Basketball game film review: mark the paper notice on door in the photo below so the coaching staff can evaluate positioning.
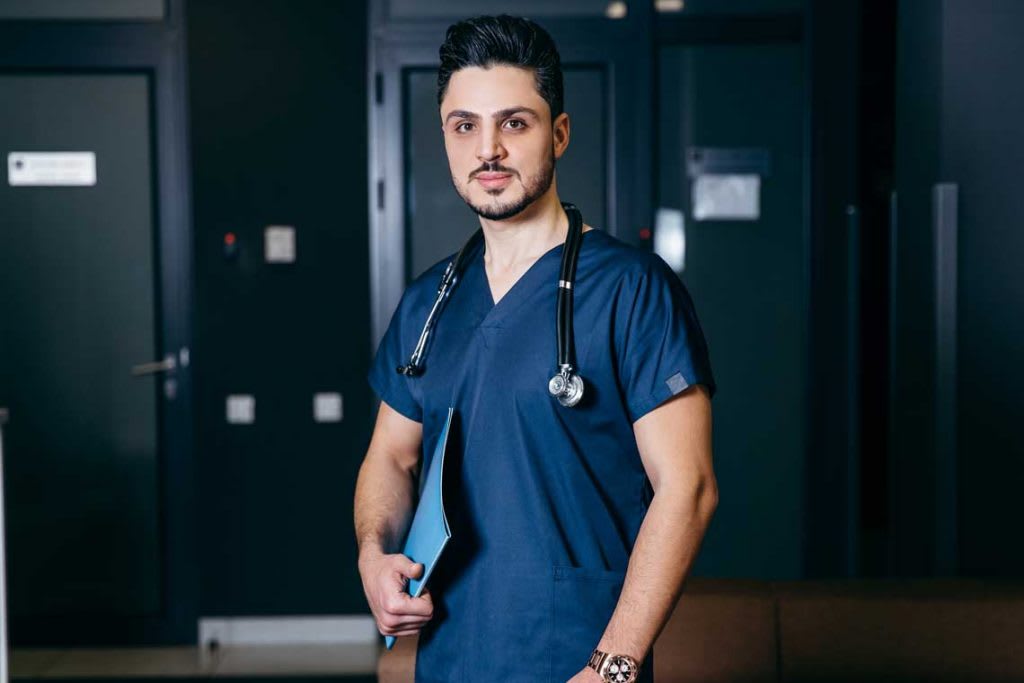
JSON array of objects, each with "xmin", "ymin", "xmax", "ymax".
[
  {"xmin": 692, "ymin": 173, "xmax": 760, "ymax": 221},
  {"xmin": 7, "ymin": 152, "xmax": 97, "ymax": 186}
]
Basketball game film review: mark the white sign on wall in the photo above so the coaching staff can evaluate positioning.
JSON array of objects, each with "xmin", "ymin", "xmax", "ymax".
[
  {"xmin": 7, "ymin": 152, "xmax": 97, "ymax": 186},
  {"xmin": 692, "ymin": 174, "xmax": 761, "ymax": 221}
]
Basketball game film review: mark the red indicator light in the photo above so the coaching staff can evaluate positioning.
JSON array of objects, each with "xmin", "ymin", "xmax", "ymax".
[
  {"xmin": 224, "ymin": 232, "xmax": 236, "ymax": 245},
  {"xmin": 639, "ymin": 228, "xmax": 651, "ymax": 240}
]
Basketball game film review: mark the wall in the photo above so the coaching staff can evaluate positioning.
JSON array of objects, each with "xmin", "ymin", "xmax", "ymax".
[
  {"xmin": 892, "ymin": 0, "xmax": 1024, "ymax": 577},
  {"xmin": 187, "ymin": 0, "xmax": 373, "ymax": 615}
]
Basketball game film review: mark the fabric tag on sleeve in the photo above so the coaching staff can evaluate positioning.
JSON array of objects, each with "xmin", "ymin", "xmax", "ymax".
[{"xmin": 666, "ymin": 372, "xmax": 689, "ymax": 394}]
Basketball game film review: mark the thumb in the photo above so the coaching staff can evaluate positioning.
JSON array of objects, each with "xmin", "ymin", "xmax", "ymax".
[{"xmin": 406, "ymin": 561, "xmax": 424, "ymax": 579}]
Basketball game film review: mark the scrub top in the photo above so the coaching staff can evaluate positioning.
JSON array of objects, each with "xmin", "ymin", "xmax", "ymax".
[{"xmin": 368, "ymin": 227, "xmax": 716, "ymax": 683}]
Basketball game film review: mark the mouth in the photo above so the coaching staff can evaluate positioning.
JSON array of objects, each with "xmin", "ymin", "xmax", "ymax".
[{"xmin": 475, "ymin": 172, "xmax": 514, "ymax": 190}]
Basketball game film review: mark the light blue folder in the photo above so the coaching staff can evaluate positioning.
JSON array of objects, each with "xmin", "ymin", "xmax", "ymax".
[{"xmin": 384, "ymin": 406, "xmax": 454, "ymax": 650}]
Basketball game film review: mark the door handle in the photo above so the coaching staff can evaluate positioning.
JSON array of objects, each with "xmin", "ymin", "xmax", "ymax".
[
  {"xmin": 131, "ymin": 354, "xmax": 176, "ymax": 377},
  {"xmin": 932, "ymin": 181, "xmax": 958, "ymax": 575}
]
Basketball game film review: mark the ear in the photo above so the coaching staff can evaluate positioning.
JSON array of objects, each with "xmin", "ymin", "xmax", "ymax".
[{"xmin": 552, "ymin": 112, "xmax": 570, "ymax": 160}]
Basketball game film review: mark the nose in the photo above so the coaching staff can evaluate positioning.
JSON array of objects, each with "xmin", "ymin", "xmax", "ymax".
[{"xmin": 476, "ymin": 124, "xmax": 506, "ymax": 164}]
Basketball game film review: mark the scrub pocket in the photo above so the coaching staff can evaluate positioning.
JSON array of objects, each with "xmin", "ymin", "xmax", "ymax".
[
  {"xmin": 460, "ymin": 562, "xmax": 554, "ymax": 683},
  {"xmin": 550, "ymin": 565, "xmax": 627, "ymax": 683}
]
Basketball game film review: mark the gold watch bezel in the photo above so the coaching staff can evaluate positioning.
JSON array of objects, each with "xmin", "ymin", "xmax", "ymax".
[{"xmin": 587, "ymin": 648, "xmax": 639, "ymax": 683}]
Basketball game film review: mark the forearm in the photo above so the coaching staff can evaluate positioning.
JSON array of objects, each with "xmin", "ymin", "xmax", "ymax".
[
  {"xmin": 353, "ymin": 448, "xmax": 418, "ymax": 560},
  {"xmin": 596, "ymin": 479, "xmax": 717, "ymax": 663}
]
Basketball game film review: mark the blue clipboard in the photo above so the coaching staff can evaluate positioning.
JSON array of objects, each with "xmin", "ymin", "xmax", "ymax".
[{"xmin": 384, "ymin": 406, "xmax": 454, "ymax": 650}]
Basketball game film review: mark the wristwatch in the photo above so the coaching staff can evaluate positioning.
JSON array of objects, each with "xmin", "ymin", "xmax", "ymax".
[{"xmin": 587, "ymin": 648, "xmax": 639, "ymax": 683}]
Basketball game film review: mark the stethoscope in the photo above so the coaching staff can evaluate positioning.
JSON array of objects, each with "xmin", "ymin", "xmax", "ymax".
[{"xmin": 397, "ymin": 201, "xmax": 586, "ymax": 407}]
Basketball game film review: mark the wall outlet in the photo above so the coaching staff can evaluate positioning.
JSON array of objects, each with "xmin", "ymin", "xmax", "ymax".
[
  {"xmin": 226, "ymin": 394, "xmax": 255, "ymax": 424},
  {"xmin": 313, "ymin": 392, "xmax": 343, "ymax": 423}
]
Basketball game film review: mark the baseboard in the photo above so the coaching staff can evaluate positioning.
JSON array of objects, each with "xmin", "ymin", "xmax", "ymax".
[{"xmin": 198, "ymin": 615, "xmax": 379, "ymax": 647}]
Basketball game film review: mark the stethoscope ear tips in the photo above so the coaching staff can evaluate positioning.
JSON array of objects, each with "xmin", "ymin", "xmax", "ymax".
[{"xmin": 548, "ymin": 368, "xmax": 585, "ymax": 408}]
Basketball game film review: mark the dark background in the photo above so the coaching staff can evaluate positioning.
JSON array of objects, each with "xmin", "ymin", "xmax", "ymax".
[
  {"xmin": 187, "ymin": 0, "xmax": 373, "ymax": 617},
  {"xmin": 0, "ymin": 0, "xmax": 1021, "ymax": 646}
]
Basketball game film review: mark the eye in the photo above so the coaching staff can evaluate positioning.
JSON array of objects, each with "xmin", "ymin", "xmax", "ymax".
[
  {"xmin": 455, "ymin": 121, "xmax": 474, "ymax": 133},
  {"xmin": 505, "ymin": 119, "xmax": 527, "ymax": 130}
]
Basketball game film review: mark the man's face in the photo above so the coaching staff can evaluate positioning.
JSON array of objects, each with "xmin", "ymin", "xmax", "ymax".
[{"xmin": 440, "ymin": 64, "xmax": 568, "ymax": 221}]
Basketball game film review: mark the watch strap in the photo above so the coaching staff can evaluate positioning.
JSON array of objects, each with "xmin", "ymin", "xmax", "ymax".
[{"xmin": 587, "ymin": 648, "xmax": 640, "ymax": 682}]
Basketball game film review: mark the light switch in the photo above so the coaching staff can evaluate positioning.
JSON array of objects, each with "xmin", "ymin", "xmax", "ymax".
[
  {"xmin": 226, "ymin": 394, "xmax": 255, "ymax": 424},
  {"xmin": 313, "ymin": 392, "xmax": 343, "ymax": 423},
  {"xmin": 264, "ymin": 225, "xmax": 296, "ymax": 263}
]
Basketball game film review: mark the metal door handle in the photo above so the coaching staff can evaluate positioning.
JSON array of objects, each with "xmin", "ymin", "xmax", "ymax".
[
  {"xmin": 932, "ymin": 182, "xmax": 959, "ymax": 574},
  {"xmin": 131, "ymin": 355, "xmax": 176, "ymax": 377}
]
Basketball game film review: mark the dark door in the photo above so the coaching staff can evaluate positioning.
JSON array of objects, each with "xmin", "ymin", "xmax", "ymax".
[
  {"xmin": 0, "ymin": 64, "xmax": 195, "ymax": 643},
  {"xmin": 657, "ymin": 40, "xmax": 807, "ymax": 579}
]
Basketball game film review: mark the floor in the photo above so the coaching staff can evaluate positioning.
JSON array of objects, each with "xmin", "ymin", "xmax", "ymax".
[{"xmin": 9, "ymin": 643, "xmax": 380, "ymax": 679}]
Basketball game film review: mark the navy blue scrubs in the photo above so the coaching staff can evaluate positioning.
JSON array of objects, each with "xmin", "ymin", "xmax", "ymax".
[{"xmin": 369, "ymin": 228, "xmax": 716, "ymax": 683}]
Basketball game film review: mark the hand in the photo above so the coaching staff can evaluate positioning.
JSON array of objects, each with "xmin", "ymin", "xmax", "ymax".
[
  {"xmin": 566, "ymin": 666, "xmax": 604, "ymax": 683},
  {"xmin": 358, "ymin": 550, "xmax": 434, "ymax": 638}
]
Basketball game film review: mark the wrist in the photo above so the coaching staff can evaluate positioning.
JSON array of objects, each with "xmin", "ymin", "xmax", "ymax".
[
  {"xmin": 595, "ymin": 638, "xmax": 645, "ymax": 667},
  {"xmin": 357, "ymin": 542, "xmax": 387, "ymax": 569}
]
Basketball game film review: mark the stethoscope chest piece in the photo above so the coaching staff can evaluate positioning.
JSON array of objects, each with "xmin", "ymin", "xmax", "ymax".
[{"xmin": 548, "ymin": 365, "xmax": 585, "ymax": 407}]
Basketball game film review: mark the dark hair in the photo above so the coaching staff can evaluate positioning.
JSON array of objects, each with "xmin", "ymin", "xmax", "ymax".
[{"xmin": 437, "ymin": 14, "xmax": 564, "ymax": 121}]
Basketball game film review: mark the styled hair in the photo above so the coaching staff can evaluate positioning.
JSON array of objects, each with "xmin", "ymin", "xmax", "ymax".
[{"xmin": 437, "ymin": 14, "xmax": 564, "ymax": 121}]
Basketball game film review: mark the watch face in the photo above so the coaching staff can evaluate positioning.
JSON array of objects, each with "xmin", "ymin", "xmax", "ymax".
[{"xmin": 603, "ymin": 655, "xmax": 637, "ymax": 683}]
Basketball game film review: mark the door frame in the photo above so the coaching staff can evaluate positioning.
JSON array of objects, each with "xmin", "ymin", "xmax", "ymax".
[
  {"xmin": 367, "ymin": 2, "xmax": 656, "ymax": 346},
  {"xmin": 0, "ymin": 0, "xmax": 197, "ymax": 645}
]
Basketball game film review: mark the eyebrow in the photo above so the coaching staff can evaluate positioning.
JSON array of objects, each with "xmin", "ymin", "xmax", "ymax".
[{"xmin": 444, "ymin": 106, "xmax": 541, "ymax": 124}]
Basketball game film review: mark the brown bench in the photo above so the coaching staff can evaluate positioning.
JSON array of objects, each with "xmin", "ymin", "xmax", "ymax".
[{"xmin": 377, "ymin": 577, "xmax": 1024, "ymax": 682}]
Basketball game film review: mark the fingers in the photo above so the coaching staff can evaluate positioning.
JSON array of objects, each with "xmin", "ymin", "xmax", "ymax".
[
  {"xmin": 385, "ymin": 582, "xmax": 434, "ymax": 617},
  {"xmin": 388, "ymin": 558, "xmax": 432, "ymax": 615},
  {"xmin": 376, "ymin": 600, "xmax": 432, "ymax": 633},
  {"xmin": 382, "ymin": 626, "xmax": 422, "ymax": 638},
  {"xmin": 376, "ymin": 603, "xmax": 433, "ymax": 635},
  {"xmin": 365, "ymin": 554, "xmax": 435, "ymax": 637},
  {"xmin": 379, "ymin": 617, "xmax": 430, "ymax": 634}
]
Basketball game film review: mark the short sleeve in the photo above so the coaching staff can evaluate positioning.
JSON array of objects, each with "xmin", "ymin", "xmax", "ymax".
[
  {"xmin": 614, "ymin": 256, "xmax": 717, "ymax": 422},
  {"xmin": 368, "ymin": 289, "xmax": 424, "ymax": 423}
]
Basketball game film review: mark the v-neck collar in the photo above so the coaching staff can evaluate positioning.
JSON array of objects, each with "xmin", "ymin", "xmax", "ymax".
[{"xmin": 471, "ymin": 229, "xmax": 595, "ymax": 325}]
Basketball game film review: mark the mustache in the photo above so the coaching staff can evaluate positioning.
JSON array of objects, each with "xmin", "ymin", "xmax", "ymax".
[{"xmin": 470, "ymin": 163, "xmax": 517, "ymax": 179}]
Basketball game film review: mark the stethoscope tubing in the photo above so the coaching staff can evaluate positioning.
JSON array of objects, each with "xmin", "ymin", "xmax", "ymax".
[
  {"xmin": 398, "ymin": 201, "xmax": 584, "ymax": 407},
  {"xmin": 556, "ymin": 202, "xmax": 583, "ymax": 370},
  {"xmin": 397, "ymin": 230, "xmax": 483, "ymax": 376}
]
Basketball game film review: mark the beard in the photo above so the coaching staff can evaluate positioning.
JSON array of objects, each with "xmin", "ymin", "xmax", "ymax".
[{"xmin": 453, "ymin": 151, "xmax": 556, "ymax": 221}]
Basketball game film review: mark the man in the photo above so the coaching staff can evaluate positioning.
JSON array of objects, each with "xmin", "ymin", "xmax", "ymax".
[{"xmin": 354, "ymin": 14, "xmax": 717, "ymax": 683}]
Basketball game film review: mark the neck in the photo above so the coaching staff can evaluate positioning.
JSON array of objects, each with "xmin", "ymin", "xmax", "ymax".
[{"xmin": 478, "ymin": 190, "xmax": 567, "ymax": 271}]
